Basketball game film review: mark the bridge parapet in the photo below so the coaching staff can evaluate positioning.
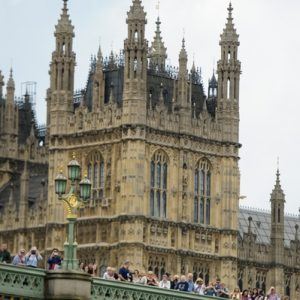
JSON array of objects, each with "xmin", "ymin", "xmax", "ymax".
[
  {"xmin": 0, "ymin": 264, "xmax": 224, "ymax": 300},
  {"xmin": 0, "ymin": 263, "xmax": 46, "ymax": 299}
]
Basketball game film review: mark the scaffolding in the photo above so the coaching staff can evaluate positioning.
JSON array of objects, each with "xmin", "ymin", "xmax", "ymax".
[{"xmin": 21, "ymin": 81, "xmax": 37, "ymax": 108}]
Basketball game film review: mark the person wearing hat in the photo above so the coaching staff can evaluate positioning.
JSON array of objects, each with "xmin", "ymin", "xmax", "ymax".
[{"xmin": 12, "ymin": 249, "xmax": 26, "ymax": 266}]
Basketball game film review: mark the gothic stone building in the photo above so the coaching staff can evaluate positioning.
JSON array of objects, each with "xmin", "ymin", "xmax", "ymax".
[{"xmin": 0, "ymin": 0, "xmax": 299, "ymax": 297}]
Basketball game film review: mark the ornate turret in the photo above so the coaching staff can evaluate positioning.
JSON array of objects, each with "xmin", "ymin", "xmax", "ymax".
[
  {"xmin": 149, "ymin": 17, "xmax": 167, "ymax": 72},
  {"xmin": 217, "ymin": 2, "xmax": 241, "ymax": 143},
  {"xmin": 48, "ymin": 0, "xmax": 76, "ymax": 135},
  {"xmin": 92, "ymin": 45, "xmax": 105, "ymax": 111},
  {"xmin": 6, "ymin": 68, "xmax": 15, "ymax": 91},
  {"xmin": 270, "ymin": 168, "xmax": 285, "ymax": 264},
  {"xmin": 5, "ymin": 69, "xmax": 17, "ymax": 136},
  {"xmin": 122, "ymin": 0, "xmax": 148, "ymax": 124},
  {"xmin": 208, "ymin": 71, "xmax": 218, "ymax": 99},
  {"xmin": 178, "ymin": 38, "xmax": 188, "ymax": 109}
]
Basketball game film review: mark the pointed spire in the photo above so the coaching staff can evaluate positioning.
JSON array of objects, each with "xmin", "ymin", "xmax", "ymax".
[
  {"xmin": 96, "ymin": 44, "xmax": 103, "ymax": 72},
  {"xmin": 149, "ymin": 16, "xmax": 167, "ymax": 71},
  {"xmin": 227, "ymin": 2, "xmax": 233, "ymax": 24},
  {"xmin": 179, "ymin": 38, "xmax": 188, "ymax": 61},
  {"xmin": 220, "ymin": 2, "xmax": 239, "ymax": 44},
  {"xmin": 127, "ymin": 0, "xmax": 146, "ymax": 21},
  {"xmin": 270, "ymin": 165, "xmax": 285, "ymax": 202},
  {"xmin": 55, "ymin": 0, "xmax": 74, "ymax": 35},
  {"xmin": 7, "ymin": 68, "xmax": 15, "ymax": 90}
]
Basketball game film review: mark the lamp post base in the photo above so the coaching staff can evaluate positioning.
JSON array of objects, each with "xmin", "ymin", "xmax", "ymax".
[{"xmin": 45, "ymin": 270, "xmax": 91, "ymax": 300}]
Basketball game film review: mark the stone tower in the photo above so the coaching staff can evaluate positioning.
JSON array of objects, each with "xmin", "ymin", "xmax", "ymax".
[
  {"xmin": 269, "ymin": 168, "xmax": 285, "ymax": 295},
  {"xmin": 122, "ymin": 0, "xmax": 148, "ymax": 125},
  {"xmin": 48, "ymin": 0, "xmax": 75, "ymax": 136},
  {"xmin": 217, "ymin": 2, "xmax": 241, "ymax": 143},
  {"xmin": 1, "ymin": 69, "xmax": 18, "ymax": 158},
  {"xmin": 47, "ymin": 0, "xmax": 76, "ymax": 224}
]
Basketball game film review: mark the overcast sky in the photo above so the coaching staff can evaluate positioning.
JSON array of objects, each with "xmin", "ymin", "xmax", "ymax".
[{"xmin": 0, "ymin": 0, "xmax": 299, "ymax": 215}]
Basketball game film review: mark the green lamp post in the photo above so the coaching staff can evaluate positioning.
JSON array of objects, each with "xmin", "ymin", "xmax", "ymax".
[{"xmin": 55, "ymin": 153, "xmax": 91, "ymax": 271}]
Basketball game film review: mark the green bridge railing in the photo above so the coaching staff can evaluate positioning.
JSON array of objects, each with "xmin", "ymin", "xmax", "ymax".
[
  {"xmin": 0, "ymin": 264, "xmax": 223, "ymax": 300},
  {"xmin": 91, "ymin": 278, "xmax": 224, "ymax": 300},
  {"xmin": 0, "ymin": 264, "xmax": 46, "ymax": 299}
]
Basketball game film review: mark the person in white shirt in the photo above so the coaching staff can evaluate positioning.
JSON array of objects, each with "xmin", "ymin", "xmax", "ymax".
[
  {"xmin": 159, "ymin": 274, "xmax": 171, "ymax": 289},
  {"xmin": 103, "ymin": 266, "xmax": 115, "ymax": 280}
]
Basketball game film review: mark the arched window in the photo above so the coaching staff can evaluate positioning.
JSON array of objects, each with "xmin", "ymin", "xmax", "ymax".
[
  {"xmin": 194, "ymin": 159, "xmax": 211, "ymax": 225},
  {"xmin": 134, "ymin": 30, "xmax": 138, "ymax": 42},
  {"xmin": 87, "ymin": 151, "xmax": 105, "ymax": 200},
  {"xmin": 227, "ymin": 78, "xmax": 231, "ymax": 99},
  {"xmin": 150, "ymin": 150, "xmax": 168, "ymax": 218}
]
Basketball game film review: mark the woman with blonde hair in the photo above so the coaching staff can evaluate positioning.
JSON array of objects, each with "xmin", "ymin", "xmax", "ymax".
[
  {"xmin": 230, "ymin": 287, "xmax": 241, "ymax": 299},
  {"xmin": 194, "ymin": 278, "xmax": 206, "ymax": 295}
]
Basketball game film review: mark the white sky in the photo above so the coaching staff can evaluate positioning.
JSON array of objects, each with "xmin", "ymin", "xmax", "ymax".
[{"xmin": 0, "ymin": 0, "xmax": 300, "ymax": 215}]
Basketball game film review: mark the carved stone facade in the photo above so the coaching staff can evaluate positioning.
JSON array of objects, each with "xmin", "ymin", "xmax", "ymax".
[{"xmin": 0, "ymin": 1, "xmax": 299, "ymax": 298}]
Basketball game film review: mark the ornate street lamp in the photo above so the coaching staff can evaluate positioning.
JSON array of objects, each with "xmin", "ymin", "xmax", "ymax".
[{"xmin": 54, "ymin": 153, "xmax": 91, "ymax": 271}]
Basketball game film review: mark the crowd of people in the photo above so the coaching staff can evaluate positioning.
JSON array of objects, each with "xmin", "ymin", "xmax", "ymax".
[
  {"xmin": 99, "ymin": 260, "xmax": 286, "ymax": 300},
  {"xmin": 0, "ymin": 243, "xmax": 61, "ymax": 270},
  {"xmin": 0, "ymin": 244, "xmax": 291, "ymax": 299}
]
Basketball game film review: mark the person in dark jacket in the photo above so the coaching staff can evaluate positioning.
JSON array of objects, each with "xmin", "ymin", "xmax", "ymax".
[
  {"xmin": 175, "ymin": 275, "xmax": 189, "ymax": 292},
  {"xmin": 47, "ymin": 248, "xmax": 62, "ymax": 270},
  {"xmin": 0, "ymin": 244, "xmax": 11, "ymax": 263}
]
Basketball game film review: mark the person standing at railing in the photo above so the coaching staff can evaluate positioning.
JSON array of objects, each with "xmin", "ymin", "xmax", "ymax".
[
  {"xmin": 194, "ymin": 278, "xmax": 206, "ymax": 295},
  {"xmin": 146, "ymin": 271, "xmax": 158, "ymax": 286},
  {"xmin": 25, "ymin": 246, "xmax": 42, "ymax": 268},
  {"xmin": 103, "ymin": 267, "xmax": 116, "ymax": 280},
  {"xmin": 230, "ymin": 287, "xmax": 241, "ymax": 299},
  {"xmin": 175, "ymin": 275, "xmax": 189, "ymax": 292},
  {"xmin": 0, "ymin": 244, "xmax": 11, "ymax": 264},
  {"xmin": 159, "ymin": 274, "xmax": 170, "ymax": 289},
  {"xmin": 118, "ymin": 260, "xmax": 132, "ymax": 282},
  {"xmin": 266, "ymin": 287, "xmax": 280, "ymax": 300},
  {"xmin": 12, "ymin": 249, "xmax": 26, "ymax": 266},
  {"xmin": 170, "ymin": 274, "xmax": 179, "ymax": 289},
  {"xmin": 187, "ymin": 273, "xmax": 195, "ymax": 292},
  {"xmin": 47, "ymin": 248, "xmax": 62, "ymax": 270}
]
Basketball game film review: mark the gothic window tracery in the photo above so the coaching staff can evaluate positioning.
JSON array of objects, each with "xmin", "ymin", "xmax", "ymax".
[
  {"xmin": 87, "ymin": 151, "xmax": 105, "ymax": 201},
  {"xmin": 194, "ymin": 159, "xmax": 211, "ymax": 225},
  {"xmin": 148, "ymin": 256, "xmax": 166, "ymax": 279},
  {"xmin": 192, "ymin": 263, "xmax": 210, "ymax": 285},
  {"xmin": 150, "ymin": 150, "xmax": 168, "ymax": 218}
]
